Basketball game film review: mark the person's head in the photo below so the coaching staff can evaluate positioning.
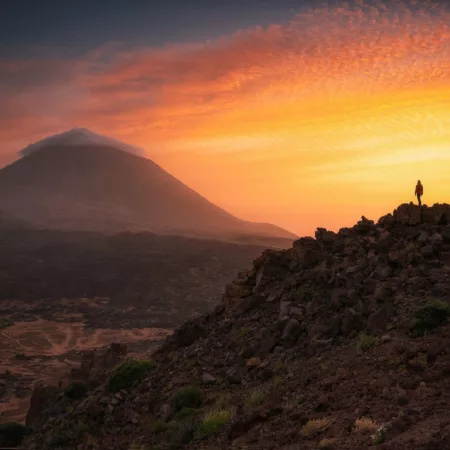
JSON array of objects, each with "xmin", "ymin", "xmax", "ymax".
[{"xmin": 418, "ymin": 180, "xmax": 421, "ymax": 184}]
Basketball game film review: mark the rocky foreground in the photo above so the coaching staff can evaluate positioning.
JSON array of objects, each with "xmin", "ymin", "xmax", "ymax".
[{"xmin": 12, "ymin": 203, "xmax": 450, "ymax": 449}]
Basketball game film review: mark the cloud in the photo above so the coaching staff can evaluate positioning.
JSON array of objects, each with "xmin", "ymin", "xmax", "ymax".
[{"xmin": 1, "ymin": 0, "xmax": 450, "ymax": 232}]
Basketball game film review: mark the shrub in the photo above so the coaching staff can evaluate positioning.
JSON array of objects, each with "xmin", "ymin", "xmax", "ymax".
[
  {"xmin": 15, "ymin": 353, "xmax": 28, "ymax": 360},
  {"xmin": 215, "ymin": 393, "xmax": 230, "ymax": 409},
  {"xmin": 0, "ymin": 422, "xmax": 32, "ymax": 447},
  {"xmin": 196, "ymin": 409, "xmax": 234, "ymax": 439},
  {"xmin": 245, "ymin": 388, "xmax": 266, "ymax": 408},
  {"xmin": 0, "ymin": 318, "xmax": 13, "ymax": 329},
  {"xmin": 153, "ymin": 420, "xmax": 174, "ymax": 434},
  {"xmin": 239, "ymin": 327, "xmax": 250, "ymax": 338},
  {"xmin": 301, "ymin": 418, "xmax": 331, "ymax": 438},
  {"xmin": 65, "ymin": 381, "xmax": 88, "ymax": 400},
  {"xmin": 170, "ymin": 386, "xmax": 203, "ymax": 412},
  {"xmin": 410, "ymin": 300, "xmax": 450, "ymax": 337},
  {"xmin": 108, "ymin": 359, "xmax": 154, "ymax": 393},
  {"xmin": 358, "ymin": 333, "xmax": 376, "ymax": 352},
  {"xmin": 372, "ymin": 426, "xmax": 386, "ymax": 445},
  {"xmin": 354, "ymin": 417, "xmax": 379, "ymax": 433},
  {"xmin": 275, "ymin": 360, "xmax": 288, "ymax": 373},
  {"xmin": 296, "ymin": 395, "xmax": 305, "ymax": 405},
  {"xmin": 294, "ymin": 286, "xmax": 315, "ymax": 302},
  {"xmin": 165, "ymin": 419, "xmax": 197, "ymax": 447},
  {"xmin": 273, "ymin": 375, "xmax": 282, "ymax": 387},
  {"xmin": 175, "ymin": 407, "xmax": 201, "ymax": 420}
]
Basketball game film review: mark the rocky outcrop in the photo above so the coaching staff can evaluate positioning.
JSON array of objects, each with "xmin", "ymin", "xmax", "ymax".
[
  {"xmin": 25, "ymin": 384, "xmax": 60, "ymax": 427},
  {"xmin": 20, "ymin": 203, "xmax": 450, "ymax": 450},
  {"xmin": 71, "ymin": 342, "xmax": 127, "ymax": 382}
]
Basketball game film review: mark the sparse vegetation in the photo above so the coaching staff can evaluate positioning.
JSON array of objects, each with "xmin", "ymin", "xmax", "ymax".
[
  {"xmin": 294, "ymin": 286, "xmax": 316, "ymax": 302},
  {"xmin": 108, "ymin": 359, "xmax": 154, "ymax": 393},
  {"xmin": 65, "ymin": 381, "xmax": 88, "ymax": 400},
  {"xmin": 239, "ymin": 327, "xmax": 250, "ymax": 338},
  {"xmin": 175, "ymin": 407, "xmax": 201, "ymax": 420},
  {"xmin": 354, "ymin": 417, "xmax": 379, "ymax": 433},
  {"xmin": 215, "ymin": 393, "xmax": 230, "ymax": 409},
  {"xmin": 301, "ymin": 418, "xmax": 331, "ymax": 438},
  {"xmin": 273, "ymin": 375, "xmax": 282, "ymax": 387},
  {"xmin": 319, "ymin": 438, "xmax": 336, "ymax": 449},
  {"xmin": 372, "ymin": 426, "xmax": 386, "ymax": 445},
  {"xmin": 164, "ymin": 419, "xmax": 197, "ymax": 447},
  {"xmin": 275, "ymin": 360, "xmax": 288, "ymax": 373},
  {"xmin": 128, "ymin": 444, "xmax": 151, "ymax": 450},
  {"xmin": 170, "ymin": 386, "xmax": 203, "ymax": 412},
  {"xmin": 296, "ymin": 394, "xmax": 305, "ymax": 405},
  {"xmin": 196, "ymin": 408, "xmax": 234, "ymax": 439},
  {"xmin": 153, "ymin": 420, "xmax": 172, "ymax": 434},
  {"xmin": 0, "ymin": 422, "xmax": 32, "ymax": 448},
  {"xmin": 358, "ymin": 333, "xmax": 376, "ymax": 352},
  {"xmin": 245, "ymin": 388, "xmax": 266, "ymax": 408},
  {"xmin": 410, "ymin": 300, "xmax": 450, "ymax": 337},
  {"xmin": 0, "ymin": 318, "xmax": 14, "ymax": 329}
]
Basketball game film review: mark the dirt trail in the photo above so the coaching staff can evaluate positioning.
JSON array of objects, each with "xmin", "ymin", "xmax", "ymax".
[{"xmin": 0, "ymin": 318, "xmax": 172, "ymax": 424}]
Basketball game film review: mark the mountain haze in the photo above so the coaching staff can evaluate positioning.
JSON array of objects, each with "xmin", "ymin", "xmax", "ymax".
[{"xmin": 0, "ymin": 130, "xmax": 296, "ymax": 241}]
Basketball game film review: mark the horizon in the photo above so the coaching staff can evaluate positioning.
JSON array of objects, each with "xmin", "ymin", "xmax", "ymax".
[{"xmin": 2, "ymin": 0, "xmax": 450, "ymax": 236}]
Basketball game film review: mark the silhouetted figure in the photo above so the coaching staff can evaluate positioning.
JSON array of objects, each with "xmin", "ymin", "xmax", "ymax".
[{"xmin": 415, "ymin": 180, "xmax": 423, "ymax": 206}]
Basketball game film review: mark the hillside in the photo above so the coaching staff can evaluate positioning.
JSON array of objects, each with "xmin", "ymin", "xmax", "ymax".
[
  {"xmin": 0, "ymin": 228, "xmax": 272, "ymax": 425},
  {"xmin": 0, "ymin": 130, "xmax": 296, "ymax": 242},
  {"xmin": 11, "ymin": 202, "xmax": 450, "ymax": 450}
]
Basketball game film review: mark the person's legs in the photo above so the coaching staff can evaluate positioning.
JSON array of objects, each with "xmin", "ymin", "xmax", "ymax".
[{"xmin": 417, "ymin": 194, "xmax": 422, "ymax": 206}]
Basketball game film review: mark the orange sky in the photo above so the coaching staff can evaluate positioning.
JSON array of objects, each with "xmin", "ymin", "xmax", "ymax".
[{"xmin": 2, "ymin": 0, "xmax": 450, "ymax": 236}]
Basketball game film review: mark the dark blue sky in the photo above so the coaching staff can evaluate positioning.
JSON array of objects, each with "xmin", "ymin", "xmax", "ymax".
[{"xmin": 1, "ymin": 0, "xmax": 319, "ymax": 57}]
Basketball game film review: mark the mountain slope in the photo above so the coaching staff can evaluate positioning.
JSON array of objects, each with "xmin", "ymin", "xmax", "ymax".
[
  {"xmin": 0, "ymin": 135, "xmax": 296, "ymax": 240},
  {"xmin": 18, "ymin": 203, "xmax": 450, "ymax": 450}
]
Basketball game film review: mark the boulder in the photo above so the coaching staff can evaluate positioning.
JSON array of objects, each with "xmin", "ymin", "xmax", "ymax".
[
  {"xmin": 25, "ymin": 384, "xmax": 60, "ymax": 427},
  {"xmin": 367, "ymin": 303, "xmax": 396, "ymax": 333}
]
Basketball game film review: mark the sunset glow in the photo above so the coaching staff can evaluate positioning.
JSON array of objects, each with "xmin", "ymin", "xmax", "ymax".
[{"xmin": 2, "ymin": 0, "xmax": 450, "ymax": 235}]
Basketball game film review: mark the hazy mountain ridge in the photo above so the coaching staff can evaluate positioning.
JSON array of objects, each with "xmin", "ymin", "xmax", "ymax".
[{"xmin": 0, "ymin": 131, "xmax": 296, "ymax": 241}]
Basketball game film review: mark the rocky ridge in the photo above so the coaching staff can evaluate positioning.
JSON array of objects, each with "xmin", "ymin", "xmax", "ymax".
[{"xmin": 17, "ymin": 203, "xmax": 450, "ymax": 450}]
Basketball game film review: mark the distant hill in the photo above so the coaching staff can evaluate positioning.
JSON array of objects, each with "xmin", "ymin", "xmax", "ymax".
[{"xmin": 0, "ymin": 129, "xmax": 296, "ymax": 242}]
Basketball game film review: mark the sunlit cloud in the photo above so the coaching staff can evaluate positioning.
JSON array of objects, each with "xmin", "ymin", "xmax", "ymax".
[{"xmin": 1, "ymin": 0, "xmax": 450, "ymax": 234}]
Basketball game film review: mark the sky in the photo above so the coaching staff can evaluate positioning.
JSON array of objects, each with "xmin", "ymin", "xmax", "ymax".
[{"xmin": 2, "ymin": 0, "xmax": 450, "ymax": 236}]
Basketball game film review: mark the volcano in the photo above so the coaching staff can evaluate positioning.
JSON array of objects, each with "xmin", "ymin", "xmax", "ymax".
[{"xmin": 0, "ymin": 128, "xmax": 296, "ymax": 241}]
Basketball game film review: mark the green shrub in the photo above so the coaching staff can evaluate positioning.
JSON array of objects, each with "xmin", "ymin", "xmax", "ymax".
[
  {"xmin": 0, "ymin": 422, "xmax": 32, "ymax": 447},
  {"xmin": 410, "ymin": 300, "xmax": 450, "ymax": 337},
  {"xmin": 15, "ymin": 353, "xmax": 28, "ymax": 360},
  {"xmin": 215, "ymin": 393, "xmax": 230, "ymax": 409},
  {"xmin": 65, "ymin": 381, "xmax": 88, "ymax": 400},
  {"xmin": 170, "ymin": 386, "xmax": 203, "ymax": 412},
  {"xmin": 245, "ymin": 388, "xmax": 266, "ymax": 408},
  {"xmin": 0, "ymin": 318, "xmax": 13, "ymax": 329},
  {"xmin": 153, "ymin": 420, "xmax": 173, "ymax": 434},
  {"xmin": 239, "ymin": 327, "xmax": 250, "ymax": 338},
  {"xmin": 294, "ymin": 286, "xmax": 315, "ymax": 302},
  {"xmin": 165, "ymin": 419, "xmax": 197, "ymax": 447},
  {"xmin": 274, "ymin": 360, "xmax": 288, "ymax": 373},
  {"xmin": 175, "ymin": 407, "xmax": 201, "ymax": 420},
  {"xmin": 358, "ymin": 333, "xmax": 376, "ymax": 352},
  {"xmin": 108, "ymin": 359, "xmax": 154, "ymax": 393},
  {"xmin": 196, "ymin": 409, "xmax": 234, "ymax": 439},
  {"xmin": 273, "ymin": 375, "xmax": 282, "ymax": 387}
]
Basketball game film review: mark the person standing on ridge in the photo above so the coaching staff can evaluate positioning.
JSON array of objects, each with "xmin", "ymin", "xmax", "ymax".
[{"xmin": 415, "ymin": 180, "xmax": 423, "ymax": 206}]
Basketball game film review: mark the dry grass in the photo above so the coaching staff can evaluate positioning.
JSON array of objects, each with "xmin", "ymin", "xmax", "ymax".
[
  {"xmin": 301, "ymin": 418, "xmax": 331, "ymax": 437},
  {"xmin": 354, "ymin": 417, "xmax": 379, "ymax": 433},
  {"xmin": 245, "ymin": 388, "xmax": 266, "ymax": 408}
]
